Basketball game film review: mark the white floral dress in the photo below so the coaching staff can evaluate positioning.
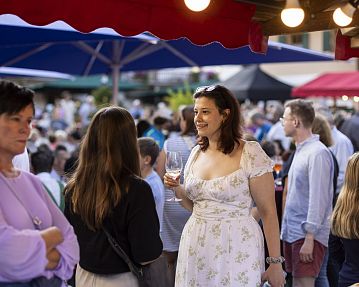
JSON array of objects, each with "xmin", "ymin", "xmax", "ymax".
[{"xmin": 175, "ymin": 141, "xmax": 273, "ymax": 287}]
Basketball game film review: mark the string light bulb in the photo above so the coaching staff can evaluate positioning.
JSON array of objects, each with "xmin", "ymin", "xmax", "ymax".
[
  {"xmin": 281, "ymin": 0, "xmax": 305, "ymax": 27},
  {"xmin": 184, "ymin": 0, "xmax": 211, "ymax": 12},
  {"xmin": 333, "ymin": 1, "xmax": 358, "ymax": 27}
]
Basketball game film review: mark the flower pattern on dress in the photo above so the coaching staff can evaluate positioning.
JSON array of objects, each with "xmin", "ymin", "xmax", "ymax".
[
  {"xmin": 235, "ymin": 250, "xmax": 250, "ymax": 264},
  {"xmin": 175, "ymin": 141, "xmax": 273, "ymax": 287},
  {"xmin": 234, "ymin": 272, "xmax": 250, "ymax": 285},
  {"xmin": 206, "ymin": 268, "xmax": 219, "ymax": 280},
  {"xmin": 214, "ymin": 244, "xmax": 226, "ymax": 260}
]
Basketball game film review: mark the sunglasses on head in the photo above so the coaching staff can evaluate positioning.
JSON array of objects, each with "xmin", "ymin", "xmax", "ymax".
[{"xmin": 194, "ymin": 85, "xmax": 218, "ymax": 94}]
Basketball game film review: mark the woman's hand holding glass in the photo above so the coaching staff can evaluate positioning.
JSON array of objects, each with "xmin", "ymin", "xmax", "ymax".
[
  {"xmin": 261, "ymin": 264, "xmax": 286, "ymax": 287},
  {"xmin": 164, "ymin": 151, "xmax": 183, "ymax": 202}
]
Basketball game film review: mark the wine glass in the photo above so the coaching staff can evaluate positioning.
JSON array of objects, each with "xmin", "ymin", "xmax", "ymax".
[
  {"xmin": 273, "ymin": 156, "xmax": 283, "ymax": 186},
  {"xmin": 165, "ymin": 151, "xmax": 183, "ymax": 202}
]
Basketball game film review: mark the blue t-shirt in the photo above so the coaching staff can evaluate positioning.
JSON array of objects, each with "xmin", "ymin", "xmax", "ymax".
[
  {"xmin": 143, "ymin": 127, "xmax": 165, "ymax": 150},
  {"xmin": 145, "ymin": 170, "xmax": 165, "ymax": 232}
]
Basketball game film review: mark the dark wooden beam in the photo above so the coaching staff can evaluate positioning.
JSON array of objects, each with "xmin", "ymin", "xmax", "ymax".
[
  {"xmin": 236, "ymin": 0, "xmax": 346, "ymax": 22},
  {"xmin": 351, "ymin": 36, "xmax": 359, "ymax": 47},
  {"xmin": 262, "ymin": 10, "xmax": 359, "ymax": 35},
  {"xmin": 341, "ymin": 26, "xmax": 359, "ymax": 36},
  {"xmin": 234, "ymin": 0, "xmax": 284, "ymax": 10},
  {"xmin": 307, "ymin": 0, "xmax": 345, "ymax": 13},
  {"xmin": 235, "ymin": 0, "xmax": 345, "ymax": 13}
]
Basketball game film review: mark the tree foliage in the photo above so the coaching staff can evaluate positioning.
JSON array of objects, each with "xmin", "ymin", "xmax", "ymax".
[
  {"xmin": 165, "ymin": 82, "xmax": 194, "ymax": 112},
  {"xmin": 92, "ymin": 86, "xmax": 112, "ymax": 108}
]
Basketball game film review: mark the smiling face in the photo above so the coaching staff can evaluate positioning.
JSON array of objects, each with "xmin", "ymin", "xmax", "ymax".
[
  {"xmin": 0, "ymin": 104, "xmax": 33, "ymax": 160},
  {"xmin": 194, "ymin": 96, "xmax": 227, "ymax": 141}
]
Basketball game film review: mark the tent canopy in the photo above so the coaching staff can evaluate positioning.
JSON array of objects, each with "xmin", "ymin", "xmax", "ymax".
[
  {"xmin": 292, "ymin": 72, "xmax": 359, "ymax": 98},
  {"xmin": 0, "ymin": 67, "xmax": 72, "ymax": 79},
  {"xmin": 2, "ymin": 1, "xmax": 359, "ymax": 59},
  {"xmin": 221, "ymin": 65, "xmax": 292, "ymax": 102},
  {"xmin": 0, "ymin": 15, "xmax": 333, "ymax": 75},
  {"xmin": 0, "ymin": 1, "xmax": 259, "ymax": 50},
  {"xmin": 0, "ymin": 14, "xmax": 333, "ymax": 104}
]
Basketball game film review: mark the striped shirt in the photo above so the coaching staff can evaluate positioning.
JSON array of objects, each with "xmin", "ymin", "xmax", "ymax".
[{"xmin": 161, "ymin": 133, "xmax": 196, "ymax": 251}]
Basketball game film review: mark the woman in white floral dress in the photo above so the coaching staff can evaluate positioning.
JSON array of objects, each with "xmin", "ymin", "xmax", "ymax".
[{"xmin": 164, "ymin": 85, "xmax": 286, "ymax": 287}]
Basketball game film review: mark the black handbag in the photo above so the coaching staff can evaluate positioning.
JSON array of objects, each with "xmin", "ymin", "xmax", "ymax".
[{"xmin": 102, "ymin": 227, "xmax": 169, "ymax": 287}]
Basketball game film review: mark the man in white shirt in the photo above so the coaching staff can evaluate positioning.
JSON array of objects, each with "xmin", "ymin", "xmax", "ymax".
[
  {"xmin": 50, "ymin": 145, "xmax": 70, "ymax": 182},
  {"xmin": 281, "ymin": 100, "xmax": 333, "ymax": 287},
  {"xmin": 12, "ymin": 148, "xmax": 30, "ymax": 171},
  {"xmin": 31, "ymin": 149, "xmax": 65, "ymax": 211},
  {"xmin": 318, "ymin": 108, "xmax": 354, "ymax": 194},
  {"xmin": 266, "ymin": 103, "xmax": 292, "ymax": 150}
]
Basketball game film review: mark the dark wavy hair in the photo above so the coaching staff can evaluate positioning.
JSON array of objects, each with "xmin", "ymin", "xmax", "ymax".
[
  {"xmin": 193, "ymin": 85, "xmax": 242, "ymax": 154},
  {"xmin": 65, "ymin": 106, "xmax": 140, "ymax": 231}
]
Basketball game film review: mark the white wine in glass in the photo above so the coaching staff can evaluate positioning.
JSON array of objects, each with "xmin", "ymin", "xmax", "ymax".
[{"xmin": 166, "ymin": 151, "xmax": 183, "ymax": 202}]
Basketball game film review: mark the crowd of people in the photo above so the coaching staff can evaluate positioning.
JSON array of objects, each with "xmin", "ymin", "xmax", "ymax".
[{"xmin": 0, "ymin": 79, "xmax": 359, "ymax": 287}]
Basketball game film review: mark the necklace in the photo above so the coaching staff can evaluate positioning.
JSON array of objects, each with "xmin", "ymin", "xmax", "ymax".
[{"xmin": 0, "ymin": 174, "xmax": 42, "ymax": 230}]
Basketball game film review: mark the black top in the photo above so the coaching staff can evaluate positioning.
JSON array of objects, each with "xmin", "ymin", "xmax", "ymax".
[
  {"xmin": 337, "ymin": 238, "xmax": 359, "ymax": 287},
  {"xmin": 65, "ymin": 176, "xmax": 163, "ymax": 275}
]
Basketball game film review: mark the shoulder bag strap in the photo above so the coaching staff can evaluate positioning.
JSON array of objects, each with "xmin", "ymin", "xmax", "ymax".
[{"xmin": 102, "ymin": 227, "xmax": 143, "ymax": 278}]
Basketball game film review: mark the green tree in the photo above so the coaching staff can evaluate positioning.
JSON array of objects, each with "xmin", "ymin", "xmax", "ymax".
[
  {"xmin": 165, "ymin": 82, "xmax": 194, "ymax": 112},
  {"xmin": 91, "ymin": 86, "xmax": 112, "ymax": 107}
]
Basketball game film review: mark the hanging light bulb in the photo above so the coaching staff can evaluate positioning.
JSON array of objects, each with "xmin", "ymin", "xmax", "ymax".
[
  {"xmin": 333, "ymin": 1, "xmax": 357, "ymax": 27},
  {"xmin": 281, "ymin": 0, "xmax": 305, "ymax": 27},
  {"xmin": 184, "ymin": 0, "xmax": 211, "ymax": 12}
]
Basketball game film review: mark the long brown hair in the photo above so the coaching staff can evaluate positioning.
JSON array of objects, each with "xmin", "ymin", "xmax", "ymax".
[
  {"xmin": 65, "ymin": 106, "xmax": 140, "ymax": 231},
  {"xmin": 331, "ymin": 152, "xmax": 359, "ymax": 239},
  {"xmin": 193, "ymin": 85, "xmax": 242, "ymax": 154},
  {"xmin": 180, "ymin": 105, "xmax": 196, "ymax": 136},
  {"xmin": 311, "ymin": 114, "xmax": 333, "ymax": 147}
]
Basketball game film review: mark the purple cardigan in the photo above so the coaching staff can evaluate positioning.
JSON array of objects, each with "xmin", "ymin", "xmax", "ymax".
[{"xmin": 0, "ymin": 171, "xmax": 79, "ymax": 283}]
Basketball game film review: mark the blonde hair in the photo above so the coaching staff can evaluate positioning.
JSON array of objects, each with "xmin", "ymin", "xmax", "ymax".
[
  {"xmin": 331, "ymin": 152, "xmax": 359, "ymax": 239},
  {"xmin": 65, "ymin": 106, "xmax": 140, "ymax": 231},
  {"xmin": 312, "ymin": 114, "xmax": 333, "ymax": 147}
]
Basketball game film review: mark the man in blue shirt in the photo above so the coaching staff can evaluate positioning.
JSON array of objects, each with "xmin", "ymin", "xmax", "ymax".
[
  {"xmin": 281, "ymin": 100, "xmax": 334, "ymax": 287},
  {"xmin": 340, "ymin": 102, "xmax": 359, "ymax": 152},
  {"xmin": 251, "ymin": 112, "xmax": 272, "ymax": 142}
]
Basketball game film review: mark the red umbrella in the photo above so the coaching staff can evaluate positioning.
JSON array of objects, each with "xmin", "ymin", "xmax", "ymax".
[
  {"xmin": 292, "ymin": 71, "xmax": 359, "ymax": 98},
  {"xmin": 0, "ymin": 0, "xmax": 266, "ymax": 51}
]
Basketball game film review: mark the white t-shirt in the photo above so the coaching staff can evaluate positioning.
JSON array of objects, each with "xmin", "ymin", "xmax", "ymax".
[{"xmin": 12, "ymin": 149, "xmax": 30, "ymax": 172}]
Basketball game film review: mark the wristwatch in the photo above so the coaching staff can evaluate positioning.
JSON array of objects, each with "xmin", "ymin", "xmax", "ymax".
[{"xmin": 266, "ymin": 256, "xmax": 285, "ymax": 264}]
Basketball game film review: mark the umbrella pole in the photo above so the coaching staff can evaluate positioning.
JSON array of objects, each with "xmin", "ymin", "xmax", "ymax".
[
  {"xmin": 112, "ymin": 64, "xmax": 120, "ymax": 106},
  {"xmin": 333, "ymin": 97, "xmax": 337, "ymax": 112}
]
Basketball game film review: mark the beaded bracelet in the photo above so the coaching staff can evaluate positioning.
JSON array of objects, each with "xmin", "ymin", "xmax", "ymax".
[{"xmin": 266, "ymin": 256, "xmax": 285, "ymax": 264}]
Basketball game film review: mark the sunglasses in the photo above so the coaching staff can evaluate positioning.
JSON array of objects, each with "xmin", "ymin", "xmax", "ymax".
[{"xmin": 194, "ymin": 85, "xmax": 218, "ymax": 94}]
